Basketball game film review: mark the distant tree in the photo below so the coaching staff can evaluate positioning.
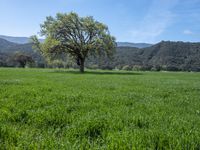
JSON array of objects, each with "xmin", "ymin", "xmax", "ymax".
[
  {"xmin": 122, "ymin": 65, "xmax": 132, "ymax": 71},
  {"xmin": 31, "ymin": 12, "xmax": 116, "ymax": 73},
  {"xmin": 13, "ymin": 52, "xmax": 34, "ymax": 68}
]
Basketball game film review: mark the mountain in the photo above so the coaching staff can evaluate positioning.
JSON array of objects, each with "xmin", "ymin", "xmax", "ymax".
[
  {"xmin": 0, "ymin": 35, "xmax": 31, "ymax": 44},
  {"xmin": 0, "ymin": 37, "xmax": 200, "ymax": 71},
  {"xmin": 139, "ymin": 41, "xmax": 200, "ymax": 71},
  {"xmin": 0, "ymin": 38, "xmax": 32, "ymax": 53},
  {"xmin": 0, "ymin": 38, "xmax": 44, "ymax": 67},
  {"xmin": 0, "ymin": 35, "xmax": 151, "ymax": 48},
  {"xmin": 0, "ymin": 35, "xmax": 44, "ymax": 44},
  {"xmin": 0, "ymin": 38, "xmax": 18, "ymax": 51},
  {"xmin": 117, "ymin": 42, "xmax": 152, "ymax": 48},
  {"xmin": 88, "ymin": 41, "xmax": 200, "ymax": 71}
]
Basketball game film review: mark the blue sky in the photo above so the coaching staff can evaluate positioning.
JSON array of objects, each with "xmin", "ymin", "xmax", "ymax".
[{"xmin": 0, "ymin": 0, "xmax": 200, "ymax": 43}]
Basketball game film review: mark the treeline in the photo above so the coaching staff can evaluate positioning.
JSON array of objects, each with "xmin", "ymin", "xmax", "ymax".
[
  {"xmin": 85, "ymin": 41, "xmax": 200, "ymax": 71},
  {"xmin": 0, "ymin": 38, "xmax": 200, "ymax": 71}
]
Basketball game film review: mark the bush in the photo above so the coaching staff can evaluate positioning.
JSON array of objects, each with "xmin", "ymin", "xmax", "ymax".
[
  {"xmin": 87, "ymin": 65, "xmax": 98, "ymax": 70},
  {"xmin": 132, "ymin": 65, "xmax": 142, "ymax": 71},
  {"xmin": 122, "ymin": 65, "xmax": 132, "ymax": 71},
  {"xmin": 151, "ymin": 65, "xmax": 161, "ymax": 71}
]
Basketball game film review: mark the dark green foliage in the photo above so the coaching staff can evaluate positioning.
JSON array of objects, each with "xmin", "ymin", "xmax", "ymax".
[
  {"xmin": 108, "ymin": 41, "xmax": 200, "ymax": 71},
  {"xmin": 12, "ymin": 52, "xmax": 34, "ymax": 68},
  {"xmin": 1, "ymin": 38, "xmax": 200, "ymax": 71},
  {"xmin": 139, "ymin": 41, "xmax": 200, "ymax": 71},
  {"xmin": 0, "ymin": 38, "xmax": 45, "ymax": 67},
  {"xmin": 31, "ymin": 12, "xmax": 116, "ymax": 73}
]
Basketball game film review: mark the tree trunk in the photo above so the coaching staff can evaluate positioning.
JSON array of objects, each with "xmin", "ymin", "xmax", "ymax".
[
  {"xmin": 20, "ymin": 61, "xmax": 26, "ymax": 68},
  {"xmin": 80, "ymin": 59, "xmax": 85, "ymax": 73}
]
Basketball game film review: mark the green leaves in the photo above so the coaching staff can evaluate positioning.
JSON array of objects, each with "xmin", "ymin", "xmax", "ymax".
[{"xmin": 31, "ymin": 12, "xmax": 116, "ymax": 72}]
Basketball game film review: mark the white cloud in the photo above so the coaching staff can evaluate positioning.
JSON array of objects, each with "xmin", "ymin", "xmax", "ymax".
[
  {"xmin": 183, "ymin": 30, "xmax": 193, "ymax": 35},
  {"xmin": 129, "ymin": 0, "xmax": 179, "ymax": 43}
]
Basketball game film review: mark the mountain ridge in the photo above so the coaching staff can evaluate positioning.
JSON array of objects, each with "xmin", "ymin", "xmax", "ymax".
[
  {"xmin": 0, "ymin": 35, "xmax": 152, "ymax": 48},
  {"xmin": 0, "ymin": 37, "xmax": 200, "ymax": 71},
  {"xmin": 0, "ymin": 35, "xmax": 44, "ymax": 44},
  {"xmin": 117, "ymin": 42, "xmax": 152, "ymax": 48}
]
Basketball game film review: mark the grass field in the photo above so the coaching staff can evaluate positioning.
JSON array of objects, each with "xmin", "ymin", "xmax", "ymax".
[{"xmin": 0, "ymin": 68, "xmax": 200, "ymax": 149}]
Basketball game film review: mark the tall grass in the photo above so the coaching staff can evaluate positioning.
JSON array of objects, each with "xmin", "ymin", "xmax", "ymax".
[{"xmin": 0, "ymin": 68, "xmax": 200, "ymax": 149}]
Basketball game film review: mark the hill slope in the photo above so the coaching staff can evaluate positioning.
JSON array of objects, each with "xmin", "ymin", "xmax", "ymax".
[
  {"xmin": 0, "ymin": 35, "xmax": 31, "ymax": 44},
  {"xmin": 0, "ymin": 38, "xmax": 200, "ymax": 71},
  {"xmin": 0, "ymin": 35, "xmax": 151, "ymax": 48},
  {"xmin": 117, "ymin": 42, "xmax": 152, "ymax": 48},
  {"xmin": 0, "ymin": 35, "xmax": 44, "ymax": 44},
  {"xmin": 91, "ymin": 41, "xmax": 200, "ymax": 71},
  {"xmin": 0, "ymin": 38, "xmax": 18, "ymax": 51},
  {"xmin": 0, "ymin": 38, "xmax": 33, "ymax": 53},
  {"xmin": 139, "ymin": 41, "xmax": 200, "ymax": 71}
]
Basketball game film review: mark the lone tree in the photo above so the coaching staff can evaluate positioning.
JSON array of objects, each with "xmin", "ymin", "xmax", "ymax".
[
  {"xmin": 13, "ymin": 52, "xmax": 34, "ymax": 68},
  {"xmin": 31, "ymin": 12, "xmax": 116, "ymax": 73}
]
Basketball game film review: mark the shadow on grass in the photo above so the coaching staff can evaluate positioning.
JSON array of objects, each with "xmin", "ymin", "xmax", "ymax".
[{"xmin": 50, "ymin": 70, "xmax": 143, "ymax": 75}]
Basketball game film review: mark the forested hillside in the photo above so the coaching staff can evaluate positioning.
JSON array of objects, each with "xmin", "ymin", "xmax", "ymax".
[
  {"xmin": 0, "ymin": 38, "xmax": 200, "ymax": 71},
  {"xmin": 0, "ymin": 35, "xmax": 44, "ymax": 44},
  {"xmin": 117, "ymin": 42, "xmax": 152, "ymax": 48},
  {"xmin": 139, "ymin": 41, "xmax": 200, "ymax": 71},
  {"xmin": 0, "ymin": 38, "xmax": 18, "ymax": 50}
]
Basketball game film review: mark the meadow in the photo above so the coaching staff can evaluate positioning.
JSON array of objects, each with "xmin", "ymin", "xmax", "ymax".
[{"xmin": 0, "ymin": 68, "xmax": 200, "ymax": 149}]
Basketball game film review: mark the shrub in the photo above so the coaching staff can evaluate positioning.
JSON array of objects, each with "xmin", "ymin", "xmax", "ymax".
[{"xmin": 122, "ymin": 65, "xmax": 132, "ymax": 71}]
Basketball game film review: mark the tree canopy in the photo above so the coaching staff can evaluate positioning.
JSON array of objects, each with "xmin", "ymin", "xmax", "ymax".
[
  {"xmin": 13, "ymin": 52, "xmax": 34, "ymax": 68},
  {"xmin": 31, "ymin": 12, "xmax": 116, "ymax": 72}
]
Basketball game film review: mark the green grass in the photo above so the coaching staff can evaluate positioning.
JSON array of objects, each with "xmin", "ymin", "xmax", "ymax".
[{"xmin": 0, "ymin": 68, "xmax": 200, "ymax": 149}]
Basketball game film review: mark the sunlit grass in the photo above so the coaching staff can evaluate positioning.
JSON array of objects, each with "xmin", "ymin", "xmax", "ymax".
[{"xmin": 0, "ymin": 68, "xmax": 200, "ymax": 149}]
